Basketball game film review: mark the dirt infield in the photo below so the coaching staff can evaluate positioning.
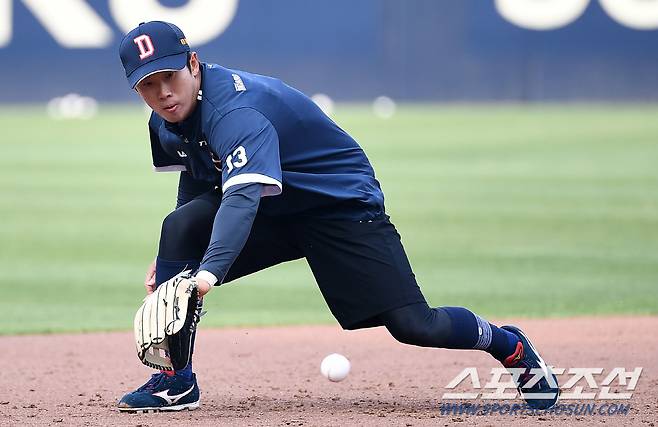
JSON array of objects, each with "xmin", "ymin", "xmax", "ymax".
[{"xmin": 1, "ymin": 317, "xmax": 656, "ymax": 426}]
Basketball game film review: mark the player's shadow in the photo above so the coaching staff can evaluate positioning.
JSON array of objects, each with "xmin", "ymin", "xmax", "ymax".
[{"xmin": 199, "ymin": 395, "xmax": 440, "ymax": 420}]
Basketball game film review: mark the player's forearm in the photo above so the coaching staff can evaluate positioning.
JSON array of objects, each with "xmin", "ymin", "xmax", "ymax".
[{"xmin": 196, "ymin": 183, "xmax": 262, "ymax": 285}]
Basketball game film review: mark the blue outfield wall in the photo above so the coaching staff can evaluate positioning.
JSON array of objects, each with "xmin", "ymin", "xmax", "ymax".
[{"xmin": 1, "ymin": 0, "xmax": 657, "ymax": 102}]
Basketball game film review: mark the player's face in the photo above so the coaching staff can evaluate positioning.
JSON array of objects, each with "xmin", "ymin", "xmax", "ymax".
[{"xmin": 135, "ymin": 54, "xmax": 201, "ymax": 123}]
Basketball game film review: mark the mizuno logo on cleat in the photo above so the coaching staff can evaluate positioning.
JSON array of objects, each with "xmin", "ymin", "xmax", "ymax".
[{"xmin": 153, "ymin": 385, "xmax": 195, "ymax": 405}]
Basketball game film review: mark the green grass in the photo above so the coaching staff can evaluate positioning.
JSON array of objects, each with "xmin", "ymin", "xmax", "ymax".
[{"xmin": 1, "ymin": 104, "xmax": 657, "ymax": 334}]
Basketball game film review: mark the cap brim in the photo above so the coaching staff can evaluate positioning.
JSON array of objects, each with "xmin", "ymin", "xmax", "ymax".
[{"xmin": 128, "ymin": 51, "xmax": 188, "ymax": 88}]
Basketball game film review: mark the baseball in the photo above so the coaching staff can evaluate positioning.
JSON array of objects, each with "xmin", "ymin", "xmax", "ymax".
[{"xmin": 320, "ymin": 353, "xmax": 351, "ymax": 382}]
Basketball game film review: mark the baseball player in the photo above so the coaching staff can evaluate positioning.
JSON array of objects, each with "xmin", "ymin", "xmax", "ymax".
[{"xmin": 117, "ymin": 21, "xmax": 559, "ymax": 412}]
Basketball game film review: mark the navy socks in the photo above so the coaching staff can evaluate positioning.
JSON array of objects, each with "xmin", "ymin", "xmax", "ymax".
[
  {"xmin": 488, "ymin": 324, "xmax": 522, "ymax": 362},
  {"xmin": 440, "ymin": 306, "xmax": 520, "ymax": 362}
]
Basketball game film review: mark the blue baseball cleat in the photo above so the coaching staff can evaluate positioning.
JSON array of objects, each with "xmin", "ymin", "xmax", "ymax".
[
  {"xmin": 118, "ymin": 372, "xmax": 200, "ymax": 413},
  {"xmin": 501, "ymin": 325, "xmax": 559, "ymax": 410}
]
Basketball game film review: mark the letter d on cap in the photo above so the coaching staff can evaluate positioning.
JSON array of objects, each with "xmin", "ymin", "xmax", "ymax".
[{"xmin": 134, "ymin": 34, "xmax": 154, "ymax": 59}]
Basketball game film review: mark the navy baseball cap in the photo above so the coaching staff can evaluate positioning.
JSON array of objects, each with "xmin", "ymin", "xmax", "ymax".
[{"xmin": 119, "ymin": 21, "xmax": 190, "ymax": 88}]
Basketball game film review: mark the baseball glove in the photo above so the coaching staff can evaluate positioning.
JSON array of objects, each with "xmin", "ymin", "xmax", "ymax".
[{"xmin": 133, "ymin": 270, "xmax": 203, "ymax": 371}]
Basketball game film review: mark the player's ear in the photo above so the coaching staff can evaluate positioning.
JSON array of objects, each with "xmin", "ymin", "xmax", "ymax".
[{"xmin": 189, "ymin": 52, "xmax": 200, "ymax": 77}]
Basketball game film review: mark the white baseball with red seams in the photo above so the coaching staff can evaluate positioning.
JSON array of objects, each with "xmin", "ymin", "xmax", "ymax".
[{"xmin": 320, "ymin": 353, "xmax": 351, "ymax": 382}]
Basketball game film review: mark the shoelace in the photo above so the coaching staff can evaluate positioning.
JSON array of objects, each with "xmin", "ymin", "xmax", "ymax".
[
  {"xmin": 138, "ymin": 373, "xmax": 169, "ymax": 392},
  {"xmin": 518, "ymin": 369, "xmax": 534, "ymax": 388},
  {"xmin": 516, "ymin": 361, "xmax": 554, "ymax": 393}
]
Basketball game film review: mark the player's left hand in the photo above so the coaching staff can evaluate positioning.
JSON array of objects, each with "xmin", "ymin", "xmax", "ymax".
[
  {"xmin": 194, "ymin": 277, "xmax": 212, "ymax": 297},
  {"xmin": 144, "ymin": 259, "xmax": 157, "ymax": 294}
]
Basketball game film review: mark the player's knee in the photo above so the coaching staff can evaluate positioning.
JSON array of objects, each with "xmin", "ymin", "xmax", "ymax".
[
  {"xmin": 161, "ymin": 209, "xmax": 195, "ymax": 246},
  {"xmin": 386, "ymin": 322, "xmax": 422, "ymax": 345},
  {"xmin": 382, "ymin": 305, "xmax": 452, "ymax": 348},
  {"xmin": 386, "ymin": 321, "xmax": 438, "ymax": 346}
]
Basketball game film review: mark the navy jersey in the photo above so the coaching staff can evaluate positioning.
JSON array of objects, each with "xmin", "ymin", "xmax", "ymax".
[{"xmin": 149, "ymin": 63, "xmax": 384, "ymax": 220}]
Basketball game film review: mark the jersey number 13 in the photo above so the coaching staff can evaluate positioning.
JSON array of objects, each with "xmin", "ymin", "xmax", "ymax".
[{"xmin": 226, "ymin": 146, "xmax": 248, "ymax": 173}]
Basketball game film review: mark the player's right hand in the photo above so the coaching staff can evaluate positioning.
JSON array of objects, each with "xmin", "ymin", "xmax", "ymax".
[{"xmin": 144, "ymin": 259, "xmax": 156, "ymax": 294}]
